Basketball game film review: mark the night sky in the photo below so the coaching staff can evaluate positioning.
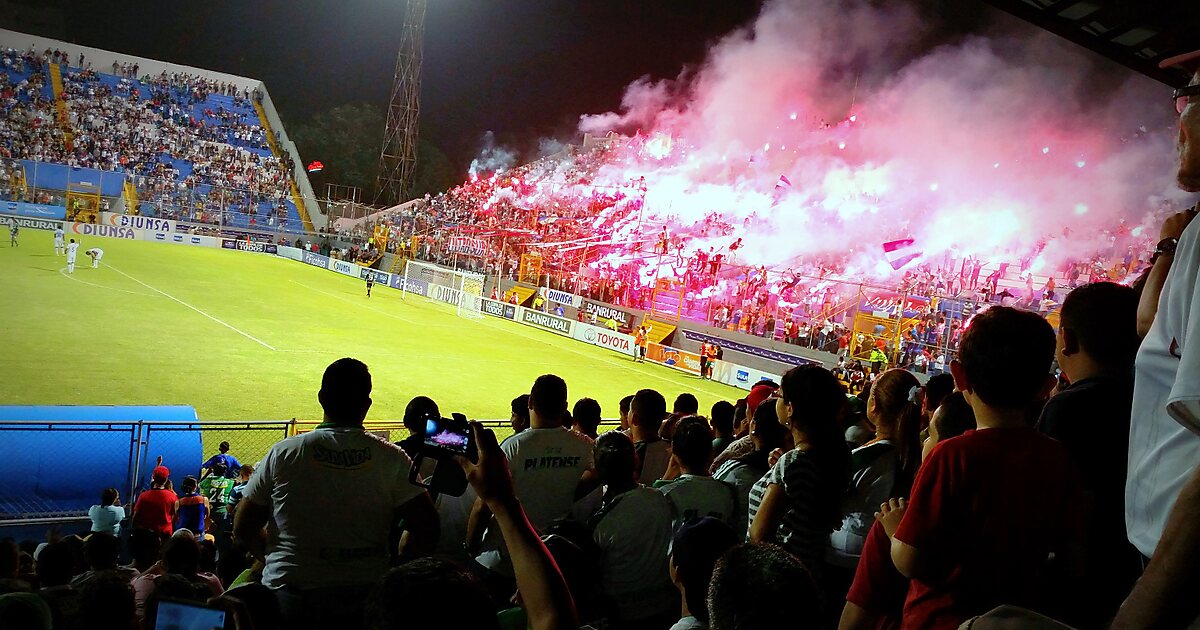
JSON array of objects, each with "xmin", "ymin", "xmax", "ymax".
[{"xmin": 56, "ymin": 0, "xmax": 1025, "ymax": 171}]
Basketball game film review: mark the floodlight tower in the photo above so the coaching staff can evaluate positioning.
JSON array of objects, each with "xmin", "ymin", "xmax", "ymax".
[{"xmin": 375, "ymin": 0, "xmax": 426, "ymax": 206}]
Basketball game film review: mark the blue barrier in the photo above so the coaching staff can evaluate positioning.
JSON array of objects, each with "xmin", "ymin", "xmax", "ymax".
[
  {"xmin": 20, "ymin": 161, "xmax": 127, "ymax": 196},
  {"xmin": 0, "ymin": 406, "xmax": 202, "ymax": 520},
  {"xmin": 3, "ymin": 201, "xmax": 66, "ymax": 220},
  {"xmin": 680, "ymin": 329, "xmax": 819, "ymax": 368}
]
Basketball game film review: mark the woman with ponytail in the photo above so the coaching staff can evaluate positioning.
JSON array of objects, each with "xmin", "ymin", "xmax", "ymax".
[{"xmin": 828, "ymin": 369, "xmax": 924, "ymax": 572}]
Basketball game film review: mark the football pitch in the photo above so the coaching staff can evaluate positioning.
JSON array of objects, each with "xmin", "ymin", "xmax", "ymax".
[{"xmin": 1, "ymin": 230, "xmax": 741, "ymax": 427}]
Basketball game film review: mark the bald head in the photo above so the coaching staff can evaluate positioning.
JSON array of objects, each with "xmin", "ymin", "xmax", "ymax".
[
  {"xmin": 1165, "ymin": 47, "xmax": 1200, "ymax": 192},
  {"xmin": 1180, "ymin": 70, "xmax": 1200, "ymax": 192}
]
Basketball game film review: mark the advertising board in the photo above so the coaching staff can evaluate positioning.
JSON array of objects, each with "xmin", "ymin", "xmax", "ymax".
[
  {"xmin": 539, "ymin": 288, "xmax": 583, "ymax": 308},
  {"xmin": 102, "ymin": 212, "xmax": 176, "ymax": 233},
  {"xmin": 68, "ymin": 222, "xmax": 136, "ymax": 239},
  {"xmin": 519, "ymin": 308, "xmax": 573, "ymax": 336},
  {"xmin": 221, "ymin": 239, "xmax": 278, "ymax": 254},
  {"xmin": 276, "ymin": 245, "xmax": 305, "ymax": 262},
  {"xmin": 302, "ymin": 251, "xmax": 329, "ymax": 268},
  {"xmin": 646, "ymin": 343, "xmax": 702, "ymax": 375},
  {"xmin": 708, "ymin": 360, "xmax": 782, "ymax": 391},
  {"xmin": 581, "ymin": 300, "xmax": 632, "ymax": 327},
  {"xmin": 572, "ymin": 324, "xmax": 636, "ymax": 357},
  {"xmin": 2, "ymin": 216, "xmax": 61, "ymax": 231},
  {"xmin": 331, "ymin": 259, "xmax": 359, "ymax": 278},
  {"xmin": 153, "ymin": 232, "xmax": 217, "ymax": 247},
  {"xmin": 359, "ymin": 267, "xmax": 391, "ymax": 285},
  {"xmin": 480, "ymin": 298, "xmax": 517, "ymax": 320},
  {"xmin": 390, "ymin": 276, "xmax": 429, "ymax": 297}
]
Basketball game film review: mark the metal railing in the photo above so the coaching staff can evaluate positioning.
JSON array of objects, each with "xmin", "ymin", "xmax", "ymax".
[{"xmin": 0, "ymin": 418, "xmax": 619, "ymax": 525}]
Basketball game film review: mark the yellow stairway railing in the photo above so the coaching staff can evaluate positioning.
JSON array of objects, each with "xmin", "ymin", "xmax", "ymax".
[
  {"xmin": 253, "ymin": 98, "xmax": 315, "ymax": 232},
  {"xmin": 122, "ymin": 179, "xmax": 139, "ymax": 215},
  {"xmin": 48, "ymin": 63, "xmax": 73, "ymax": 149}
]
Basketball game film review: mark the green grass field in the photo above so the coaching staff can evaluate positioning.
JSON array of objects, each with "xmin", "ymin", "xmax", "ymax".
[{"xmin": 1, "ymin": 230, "xmax": 740, "ymax": 428}]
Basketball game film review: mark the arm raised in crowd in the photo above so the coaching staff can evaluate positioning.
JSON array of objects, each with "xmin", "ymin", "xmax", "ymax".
[
  {"xmin": 1137, "ymin": 208, "xmax": 1196, "ymax": 337},
  {"xmin": 458, "ymin": 422, "xmax": 578, "ymax": 630}
]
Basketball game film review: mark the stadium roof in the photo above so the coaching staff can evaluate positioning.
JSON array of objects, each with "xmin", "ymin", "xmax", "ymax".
[{"xmin": 982, "ymin": 0, "xmax": 1200, "ymax": 86}]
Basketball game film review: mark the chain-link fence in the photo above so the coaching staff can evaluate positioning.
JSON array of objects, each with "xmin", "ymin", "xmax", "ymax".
[
  {"xmin": 0, "ymin": 418, "xmax": 621, "ymax": 526},
  {"xmin": 0, "ymin": 419, "xmax": 290, "ymax": 524}
]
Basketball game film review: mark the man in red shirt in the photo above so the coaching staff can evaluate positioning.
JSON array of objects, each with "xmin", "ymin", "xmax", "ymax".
[
  {"xmin": 878, "ymin": 307, "xmax": 1086, "ymax": 629},
  {"xmin": 841, "ymin": 392, "xmax": 977, "ymax": 630},
  {"xmin": 131, "ymin": 464, "xmax": 177, "ymax": 536}
]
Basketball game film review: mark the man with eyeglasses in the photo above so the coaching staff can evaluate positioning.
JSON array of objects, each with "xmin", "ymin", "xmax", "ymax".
[{"xmin": 1114, "ymin": 49, "xmax": 1200, "ymax": 629}]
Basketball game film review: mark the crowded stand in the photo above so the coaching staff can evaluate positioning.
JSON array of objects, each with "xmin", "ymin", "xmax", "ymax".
[
  {"xmin": 337, "ymin": 127, "xmax": 1168, "ymax": 373},
  {"xmin": 4, "ymin": 18, "xmax": 1200, "ymax": 630},
  {"xmin": 0, "ymin": 278, "xmax": 1167, "ymax": 629},
  {"xmin": 0, "ymin": 45, "xmax": 302, "ymax": 232}
]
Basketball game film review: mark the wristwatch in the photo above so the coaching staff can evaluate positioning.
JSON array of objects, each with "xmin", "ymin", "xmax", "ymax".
[{"xmin": 1155, "ymin": 237, "xmax": 1179, "ymax": 258}]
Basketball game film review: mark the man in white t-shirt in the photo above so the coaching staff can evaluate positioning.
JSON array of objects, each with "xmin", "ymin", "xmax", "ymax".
[
  {"xmin": 54, "ymin": 225, "xmax": 64, "ymax": 255},
  {"xmin": 85, "ymin": 247, "xmax": 103, "ymax": 268},
  {"xmin": 1113, "ymin": 51, "xmax": 1200, "ymax": 629},
  {"xmin": 466, "ymin": 374, "xmax": 593, "ymax": 578},
  {"xmin": 591, "ymin": 431, "xmax": 675, "ymax": 627},
  {"xmin": 656, "ymin": 417, "xmax": 737, "ymax": 532},
  {"xmin": 65, "ymin": 239, "xmax": 79, "ymax": 273},
  {"xmin": 234, "ymin": 358, "xmax": 438, "ymax": 628}
]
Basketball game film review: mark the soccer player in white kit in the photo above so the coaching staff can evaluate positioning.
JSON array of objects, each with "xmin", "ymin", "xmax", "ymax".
[
  {"xmin": 86, "ymin": 247, "xmax": 104, "ymax": 268},
  {"xmin": 66, "ymin": 239, "xmax": 79, "ymax": 273},
  {"xmin": 54, "ymin": 225, "xmax": 64, "ymax": 255}
]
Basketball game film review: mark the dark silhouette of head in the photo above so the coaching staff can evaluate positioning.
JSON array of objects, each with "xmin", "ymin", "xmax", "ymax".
[{"xmin": 318, "ymin": 358, "xmax": 373, "ymax": 425}]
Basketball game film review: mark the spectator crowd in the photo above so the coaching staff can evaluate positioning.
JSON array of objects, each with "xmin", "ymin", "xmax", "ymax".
[
  {"xmin": 1, "ymin": 40, "xmax": 1199, "ymax": 630},
  {"xmin": 0, "ymin": 45, "xmax": 298, "ymax": 231},
  {"xmin": 0, "ymin": 256, "xmax": 1192, "ymax": 630}
]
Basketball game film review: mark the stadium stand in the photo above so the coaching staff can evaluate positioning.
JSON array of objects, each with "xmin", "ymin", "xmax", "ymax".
[
  {"xmin": 331, "ymin": 128, "xmax": 1160, "ymax": 375},
  {"xmin": 0, "ymin": 30, "xmax": 323, "ymax": 237}
]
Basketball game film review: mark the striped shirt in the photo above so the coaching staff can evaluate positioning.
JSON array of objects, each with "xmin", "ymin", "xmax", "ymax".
[{"xmin": 747, "ymin": 449, "xmax": 831, "ymax": 577}]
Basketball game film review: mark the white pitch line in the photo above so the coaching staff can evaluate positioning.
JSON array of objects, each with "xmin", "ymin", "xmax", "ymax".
[
  {"xmin": 289, "ymin": 280, "xmax": 452, "ymax": 327},
  {"xmin": 59, "ymin": 266, "xmax": 156, "ymax": 297},
  {"xmin": 107, "ymin": 264, "xmax": 277, "ymax": 351}
]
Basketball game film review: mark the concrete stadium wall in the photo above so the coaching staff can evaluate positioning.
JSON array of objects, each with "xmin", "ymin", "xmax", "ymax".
[
  {"xmin": 493, "ymin": 278, "xmax": 834, "ymax": 374},
  {"xmin": 0, "ymin": 28, "xmax": 260, "ymax": 89}
]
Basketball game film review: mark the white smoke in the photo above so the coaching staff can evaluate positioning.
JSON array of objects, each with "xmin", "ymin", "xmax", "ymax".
[
  {"xmin": 468, "ymin": 131, "xmax": 517, "ymax": 178},
  {"xmin": 574, "ymin": 0, "xmax": 1189, "ymax": 277}
]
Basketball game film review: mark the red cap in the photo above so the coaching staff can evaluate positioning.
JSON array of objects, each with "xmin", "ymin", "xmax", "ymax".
[
  {"xmin": 152, "ymin": 466, "xmax": 170, "ymax": 480},
  {"xmin": 1160, "ymin": 49, "xmax": 1200, "ymax": 72},
  {"xmin": 746, "ymin": 382, "xmax": 778, "ymax": 416}
]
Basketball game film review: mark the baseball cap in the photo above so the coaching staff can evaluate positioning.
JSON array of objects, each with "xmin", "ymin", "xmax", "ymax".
[
  {"xmin": 671, "ymin": 517, "xmax": 738, "ymax": 575},
  {"xmin": 152, "ymin": 465, "xmax": 170, "ymax": 480},
  {"xmin": 745, "ymin": 382, "xmax": 778, "ymax": 416}
]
